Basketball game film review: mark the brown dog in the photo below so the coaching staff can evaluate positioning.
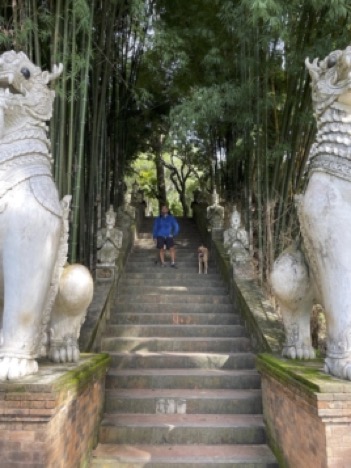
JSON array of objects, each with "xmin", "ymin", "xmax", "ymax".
[{"xmin": 198, "ymin": 245, "xmax": 209, "ymax": 274}]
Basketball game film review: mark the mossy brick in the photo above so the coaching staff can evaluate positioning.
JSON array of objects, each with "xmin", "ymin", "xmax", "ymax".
[
  {"xmin": 259, "ymin": 353, "xmax": 351, "ymax": 466},
  {"xmin": 257, "ymin": 353, "xmax": 351, "ymax": 395},
  {"xmin": 0, "ymin": 354, "xmax": 108, "ymax": 467}
]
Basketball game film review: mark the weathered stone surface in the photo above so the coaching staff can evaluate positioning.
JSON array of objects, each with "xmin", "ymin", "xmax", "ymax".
[
  {"xmin": 0, "ymin": 354, "xmax": 110, "ymax": 467},
  {"xmin": 0, "ymin": 51, "xmax": 93, "ymax": 379},
  {"xmin": 257, "ymin": 354, "xmax": 351, "ymax": 467},
  {"xmin": 91, "ymin": 217, "xmax": 278, "ymax": 467},
  {"xmin": 206, "ymin": 189, "xmax": 224, "ymax": 231},
  {"xmin": 271, "ymin": 45, "xmax": 351, "ymax": 379}
]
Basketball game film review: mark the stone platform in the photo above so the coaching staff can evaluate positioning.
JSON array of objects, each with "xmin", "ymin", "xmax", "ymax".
[
  {"xmin": 257, "ymin": 354, "xmax": 351, "ymax": 467},
  {"xmin": 0, "ymin": 353, "xmax": 110, "ymax": 468}
]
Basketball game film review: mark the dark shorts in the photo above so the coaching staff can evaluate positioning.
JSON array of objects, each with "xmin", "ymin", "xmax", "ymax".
[{"xmin": 156, "ymin": 236, "xmax": 175, "ymax": 250}]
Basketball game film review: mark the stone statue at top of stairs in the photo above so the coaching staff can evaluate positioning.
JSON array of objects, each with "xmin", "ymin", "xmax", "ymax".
[
  {"xmin": 96, "ymin": 205, "xmax": 123, "ymax": 280},
  {"xmin": 207, "ymin": 189, "xmax": 224, "ymax": 233},
  {"xmin": 223, "ymin": 206, "xmax": 250, "ymax": 265}
]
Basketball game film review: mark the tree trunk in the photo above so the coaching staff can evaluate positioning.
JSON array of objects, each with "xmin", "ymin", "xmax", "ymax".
[{"xmin": 155, "ymin": 137, "xmax": 167, "ymax": 210}]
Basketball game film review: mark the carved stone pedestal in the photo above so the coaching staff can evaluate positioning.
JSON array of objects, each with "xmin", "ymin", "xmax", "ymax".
[
  {"xmin": 257, "ymin": 354, "xmax": 351, "ymax": 467},
  {"xmin": 96, "ymin": 264, "xmax": 115, "ymax": 281},
  {"xmin": 210, "ymin": 227, "xmax": 224, "ymax": 241},
  {"xmin": 0, "ymin": 353, "xmax": 110, "ymax": 467}
]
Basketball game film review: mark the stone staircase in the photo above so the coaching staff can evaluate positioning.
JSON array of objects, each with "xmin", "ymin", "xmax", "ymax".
[{"xmin": 91, "ymin": 217, "xmax": 278, "ymax": 467}]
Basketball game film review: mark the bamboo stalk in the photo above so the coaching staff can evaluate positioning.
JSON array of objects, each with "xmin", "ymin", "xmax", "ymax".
[
  {"xmin": 51, "ymin": 0, "xmax": 62, "ymax": 186},
  {"xmin": 32, "ymin": 0, "xmax": 41, "ymax": 66},
  {"xmin": 70, "ymin": 0, "xmax": 94, "ymax": 263},
  {"xmin": 56, "ymin": 0, "xmax": 70, "ymax": 197},
  {"xmin": 66, "ymin": 1, "xmax": 76, "ymax": 197}
]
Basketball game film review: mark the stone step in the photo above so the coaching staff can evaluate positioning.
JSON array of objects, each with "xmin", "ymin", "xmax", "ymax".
[
  {"xmin": 124, "ymin": 266, "xmax": 213, "ymax": 274},
  {"xmin": 128, "ymin": 253, "xmax": 210, "ymax": 261},
  {"xmin": 91, "ymin": 218, "xmax": 278, "ymax": 468},
  {"xmin": 129, "ymin": 258, "xmax": 209, "ymax": 266},
  {"xmin": 105, "ymin": 368, "xmax": 260, "ymax": 390},
  {"xmin": 116, "ymin": 294, "xmax": 231, "ymax": 304},
  {"xmin": 138, "ymin": 232, "xmax": 201, "ymax": 237},
  {"xmin": 133, "ymin": 240, "xmax": 206, "ymax": 246},
  {"xmin": 104, "ymin": 324, "xmax": 246, "ymax": 338},
  {"xmin": 98, "ymin": 413, "xmax": 267, "ymax": 445},
  {"xmin": 101, "ymin": 336, "xmax": 251, "ymax": 353},
  {"xmin": 125, "ymin": 259, "xmax": 210, "ymax": 266},
  {"xmin": 104, "ymin": 388, "xmax": 263, "ymax": 414},
  {"xmin": 132, "ymin": 246, "xmax": 205, "ymax": 254},
  {"xmin": 136, "ymin": 235, "xmax": 201, "ymax": 242},
  {"xmin": 133, "ymin": 247, "xmax": 204, "ymax": 253},
  {"xmin": 113, "ymin": 303, "xmax": 234, "ymax": 314},
  {"xmin": 122, "ymin": 272, "xmax": 220, "ymax": 280},
  {"xmin": 140, "ymin": 225, "xmax": 199, "ymax": 229},
  {"xmin": 131, "ymin": 248, "xmax": 205, "ymax": 254},
  {"xmin": 91, "ymin": 443, "xmax": 278, "ymax": 467},
  {"xmin": 108, "ymin": 351, "xmax": 256, "ymax": 369},
  {"xmin": 124, "ymin": 266, "xmax": 212, "ymax": 274},
  {"xmin": 117, "ymin": 286, "xmax": 228, "ymax": 296},
  {"xmin": 118, "ymin": 278, "xmax": 224, "ymax": 287},
  {"xmin": 110, "ymin": 312, "xmax": 239, "ymax": 325}
]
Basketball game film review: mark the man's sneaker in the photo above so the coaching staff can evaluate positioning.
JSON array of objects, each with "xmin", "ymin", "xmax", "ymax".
[
  {"xmin": 170, "ymin": 263, "xmax": 177, "ymax": 268},
  {"xmin": 161, "ymin": 262, "xmax": 166, "ymax": 267}
]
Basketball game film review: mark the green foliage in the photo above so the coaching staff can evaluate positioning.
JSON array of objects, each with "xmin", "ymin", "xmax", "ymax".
[
  {"xmin": 128, "ymin": 150, "xmax": 202, "ymax": 217},
  {"xmin": 73, "ymin": 0, "xmax": 92, "ymax": 32},
  {"xmin": 2, "ymin": 0, "xmax": 351, "ymax": 274},
  {"xmin": 138, "ymin": 0, "xmax": 351, "ymax": 282}
]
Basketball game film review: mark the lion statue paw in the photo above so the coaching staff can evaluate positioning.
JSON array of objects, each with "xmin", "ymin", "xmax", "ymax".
[{"xmin": 0, "ymin": 357, "xmax": 38, "ymax": 380}]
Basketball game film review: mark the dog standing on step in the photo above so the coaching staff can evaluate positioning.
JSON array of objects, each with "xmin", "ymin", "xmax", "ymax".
[{"xmin": 198, "ymin": 245, "xmax": 209, "ymax": 274}]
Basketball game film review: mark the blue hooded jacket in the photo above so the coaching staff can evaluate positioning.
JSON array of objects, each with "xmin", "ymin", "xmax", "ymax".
[{"xmin": 153, "ymin": 214, "xmax": 179, "ymax": 238}]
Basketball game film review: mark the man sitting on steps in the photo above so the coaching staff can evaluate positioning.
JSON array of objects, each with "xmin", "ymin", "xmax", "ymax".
[{"xmin": 153, "ymin": 205, "xmax": 180, "ymax": 268}]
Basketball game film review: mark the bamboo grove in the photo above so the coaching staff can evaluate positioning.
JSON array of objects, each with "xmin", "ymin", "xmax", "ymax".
[
  {"xmin": 0, "ymin": 0, "xmax": 154, "ymax": 269},
  {"xmin": 1, "ymin": 1, "xmax": 351, "ymax": 284},
  {"xmin": 151, "ymin": 0, "xmax": 351, "ymax": 284}
]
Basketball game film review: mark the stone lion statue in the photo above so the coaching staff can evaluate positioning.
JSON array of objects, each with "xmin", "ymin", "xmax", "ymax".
[
  {"xmin": 0, "ymin": 51, "xmax": 93, "ymax": 380},
  {"xmin": 271, "ymin": 45, "xmax": 351, "ymax": 380}
]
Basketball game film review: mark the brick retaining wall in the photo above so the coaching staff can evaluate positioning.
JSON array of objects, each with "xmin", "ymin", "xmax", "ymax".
[
  {"xmin": 258, "ymin": 354, "xmax": 351, "ymax": 467},
  {"xmin": 0, "ymin": 354, "xmax": 110, "ymax": 468}
]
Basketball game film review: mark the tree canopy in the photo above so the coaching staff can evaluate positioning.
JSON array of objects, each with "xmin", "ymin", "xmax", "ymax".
[{"xmin": 1, "ymin": 0, "xmax": 350, "ymax": 279}]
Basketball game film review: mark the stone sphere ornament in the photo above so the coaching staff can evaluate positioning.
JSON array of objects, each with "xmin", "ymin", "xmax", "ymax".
[{"xmin": 0, "ymin": 51, "xmax": 93, "ymax": 380}]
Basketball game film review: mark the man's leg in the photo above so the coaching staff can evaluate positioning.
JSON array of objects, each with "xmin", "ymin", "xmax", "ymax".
[
  {"xmin": 156, "ymin": 237, "xmax": 166, "ymax": 265},
  {"xmin": 166, "ymin": 237, "xmax": 176, "ymax": 267},
  {"xmin": 170, "ymin": 246, "xmax": 176, "ymax": 264},
  {"xmin": 159, "ymin": 247, "xmax": 165, "ymax": 264}
]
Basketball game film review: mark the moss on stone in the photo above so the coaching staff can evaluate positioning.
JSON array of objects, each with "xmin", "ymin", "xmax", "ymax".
[
  {"xmin": 53, "ymin": 353, "xmax": 111, "ymax": 394},
  {"xmin": 207, "ymin": 235, "xmax": 285, "ymax": 355},
  {"xmin": 265, "ymin": 420, "xmax": 288, "ymax": 468},
  {"xmin": 257, "ymin": 353, "xmax": 351, "ymax": 394}
]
